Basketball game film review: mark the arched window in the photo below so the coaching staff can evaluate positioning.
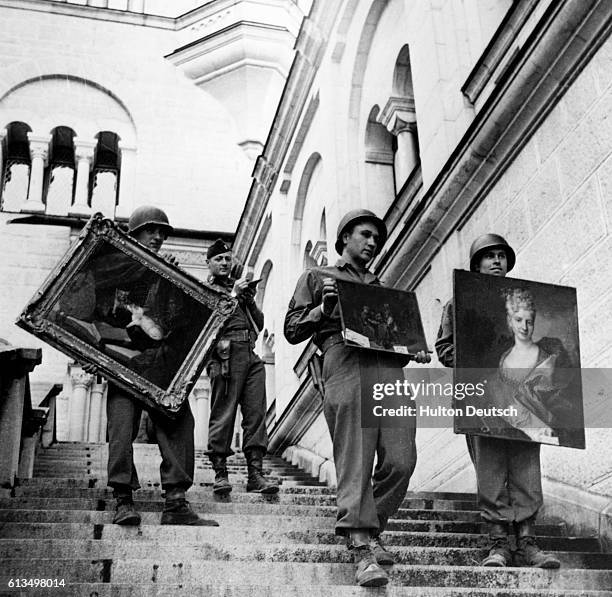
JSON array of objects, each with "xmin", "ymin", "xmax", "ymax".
[
  {"xmin": 379, "ymin": 45, "xmax": 420, "ymax": 192},
  {"xmin": 45, "ymin": 126, "xmax": 76, "ymax": 216},
  {"xmin": 1, "ymin": 122, "xmax": 32, "ymax": 211},
  {"xmin": 292, "ymin": 153, "xmax": 322, "ymax": 269},
  {"xmin": 364, "ymin": 105, "xmax": 395, "ymax": 216},
  {"xmin": 91, "ymin": 131, "xmax": 120, "ymax": 217}
]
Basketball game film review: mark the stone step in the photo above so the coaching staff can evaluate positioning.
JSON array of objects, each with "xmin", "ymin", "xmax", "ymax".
[
  {"xmin": 17, "ymin": 477, "xmax": 335, "ymax": 493},
  {"xmin": 0, "ymin": 512, "xmax": 567, "ymax": 537},
  {"xmin": 8, "ymin": 489, "xmax": 477, "ymax": 512},
  {"xmin": 1, "ymin": 538, "xmax": 607, "ymax": 568},
  {"xmin": 18, "ymin": 477, "xmax": 479, "ymax": 501},
  {"xmin": 0, "ymin": 526, "xmax": 598, "ymax": 551},
  {"xmin": 1, "ymin": 560, "xmax": 611, "ymax": 589},
  {"xmin": 0, "ymin": 501, "xmax": 501, "ymax": 524}
]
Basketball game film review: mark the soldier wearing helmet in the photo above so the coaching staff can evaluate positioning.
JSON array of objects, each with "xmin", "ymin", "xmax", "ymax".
[
  {"xmin": 284, "ymin": 209, "xmax": 430, "ymax": 588},
  {"xmin": 85, "ymin": 205, "xmax": 217, "ymax": 528},
  {"xmin": 435, "ymin": 233, "xmax": 559, "ymax": 569}
]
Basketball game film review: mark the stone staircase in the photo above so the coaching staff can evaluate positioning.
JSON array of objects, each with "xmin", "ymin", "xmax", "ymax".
[{"xmin": 0, "ymin": 442, "xmax": 611, "ymax": 595}]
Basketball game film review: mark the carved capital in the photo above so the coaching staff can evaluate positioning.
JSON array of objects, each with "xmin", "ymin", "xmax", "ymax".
[
  {"xmin": 74, "ymin": 138, "xmax": 97, "ymax": 163},
  {"xmin": 27, "ymin": 133, "xmax": 51, "ymax": 163},
  {"xmin": 379, "ymin": 96, "xmax": 416, "ymax": 136},
  {"xmin": 71, "ymin": 370, "xmax": 94, "ymax": 389}
]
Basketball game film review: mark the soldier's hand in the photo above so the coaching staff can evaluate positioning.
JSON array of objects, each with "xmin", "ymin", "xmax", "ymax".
[
  {"xmin": 233, "ymin": 277, "xmax": 255, "ymax": 301},
  {"xmin": 413, "ymin": 350, "xmax": 432, "ymax": 364},
  {"xmin": 161, "ymin": 252, "xmax": 179, "ymax": 266},
  {"xmin": 321, "ymin": 277, "xmax": 338, "ymax": 316}
]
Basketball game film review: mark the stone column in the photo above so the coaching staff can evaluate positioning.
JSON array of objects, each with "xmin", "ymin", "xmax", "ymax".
[
  {"xmin": 23, "ymin": 133, "xmax": 51, "ymax": 213},
  {"xmin": 68, "ymin": 369, "xmax": 93, "ymax": 441},
  {"xmin": 88, "ymin": 378, "xmax": 107, "ymax": 442},
  {"xmin": 70, "ymin": 138, "xmax": 96, "ymax": 217},
  {"xmin": 191, "ymin": 386, "xmax": 210, "ymax": 449},
  {"xmin": 115, "ymin": 142, "xmax": 137, "ymax": 219},
  {"xmin": 379, "ymin": 97, "xmax": 419, "ymax": 191}
]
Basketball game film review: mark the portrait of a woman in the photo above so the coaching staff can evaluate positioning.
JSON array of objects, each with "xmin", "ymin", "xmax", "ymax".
[{"xmin": 488, "ymin": 288, "xmax": 575, "ymax": 445}]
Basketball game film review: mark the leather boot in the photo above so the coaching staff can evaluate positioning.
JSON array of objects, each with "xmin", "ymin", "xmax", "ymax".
[
  {"xmin": 514, "ymin": 519, "xmax": 561, "ymax": 568},
  {"xmin": 160, "ymin": 487, "xmax": 219, "ymax": 526},
  {"xmin": 112, "ymin": 488, "xmax": 141, "ymax": 526},
  {"xmin": 245, "ymin": 449, "xmax": 279, "ymax": 494},
  {"xmin": 347, "ymin": 530, "xmax": 389, "ymax": 587},
  {"xmin": 370, "ymin": 534, "xmax": 396, "ymax": 565},
  {"xmin": 481, "ymin": 522, "xmax": 512, "ymax": 567},
  {"xmin": 209, "ymin": 454, "xmax": 232, "ymax": 495}
]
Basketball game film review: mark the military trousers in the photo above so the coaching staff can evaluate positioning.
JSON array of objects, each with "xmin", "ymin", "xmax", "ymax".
[
  {"xmin": 321, "ymin": 343, "xmax": 417, "ymax": 536},
  {"xmin": 207, "ymin": 340, "xmax": 268, "ymax": 457},
  {"xmin": 471, "ymin": 434, "xmax": 542, "ymax": 524},
  {"xmin": 106, "ymin": 384, "xmax": 195, "ymax": 491}
]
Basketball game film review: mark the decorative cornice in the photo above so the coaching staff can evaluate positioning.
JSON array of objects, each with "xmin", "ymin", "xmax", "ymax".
[{"xmin": 0, "ymin": 0, "xmax": 174, "ymax": 29}]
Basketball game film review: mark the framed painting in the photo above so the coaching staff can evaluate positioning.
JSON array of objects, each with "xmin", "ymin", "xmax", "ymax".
[
  {"xmin": 453, "ymin": 269, "xmax": 585, "ymax": 449},
  {"xmin": 17, "ymin": 213, "xmax": 236, "ymax": 417},
  {"xmin": 336, "ymin": 279, "xmax": 428, "ymax": 356}
]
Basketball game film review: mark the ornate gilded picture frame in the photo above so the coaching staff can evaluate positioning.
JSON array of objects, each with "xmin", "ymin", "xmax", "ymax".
[
  {"xmin": 17, "ymin": 214, "xmax": 236, "ymax": 417},
  {"xmin": 453, "ymin": 269, "xmax": 585, "ymax": 449}
]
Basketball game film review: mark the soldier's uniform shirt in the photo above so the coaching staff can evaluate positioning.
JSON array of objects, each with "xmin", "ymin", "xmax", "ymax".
[
  {"xmin": 284, "ymin": 259, "xmax": 417, "ymax": 535},
  {"xmin": 435, "ymin": 299, "xmax": 542, "ymax": 524},
  {"xmin": 206, "ymin": 277, "xmax": 268, "ymax": 457}
]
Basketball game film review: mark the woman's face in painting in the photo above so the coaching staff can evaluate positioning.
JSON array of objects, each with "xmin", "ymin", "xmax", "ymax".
[{"xmin": 507, "ymin": 308, "xmax": 535, "ymax": 342}]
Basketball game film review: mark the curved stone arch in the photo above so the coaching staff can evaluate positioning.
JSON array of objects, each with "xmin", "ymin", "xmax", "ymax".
[
  {"xmin": 256, "ymin": 259, "xmax": 274, "ymax": 311},
  {"xmin": 0, "ymin": 74, "xmax": 137, "ymax": 146},
  {"xmin": 291, "ymin": 151, "xmax": 322, "ymax": 264},
  {"xmin": 345, "ymin": 0, "xmax": 390, "ymax": 202},
  {"xmin": 364, "ymin": 104, "xmax": 395, "ymax": 216},
  {"xmin": 392, "ymin": 44, "xmax": 414, "ymax": 98}
]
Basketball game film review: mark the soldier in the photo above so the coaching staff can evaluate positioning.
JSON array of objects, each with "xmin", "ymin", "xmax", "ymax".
[
  {"xmin": 435, "ymin": 233, "xmax": 560, "ymax": 568},
  {"xmin": 85, "ymin": 206, "xmax": 217, "ymax": 527},
  {"xmin": 284, "ymin": 209, "xmax": 430, "ymax": 587},
  {"xmin": 205, "ymin": 239, "xmax": 278, "ymax": 495}
]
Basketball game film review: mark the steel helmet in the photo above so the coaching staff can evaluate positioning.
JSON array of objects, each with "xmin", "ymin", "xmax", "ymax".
[
  {"xmin": 128, "ymin": 205, "xmax": 173, "ymax": 236},
  {"xmin": 469, "ymin": 233, "xmax": 515, "ymax": 272},
  {"xmin": 334, "ymin": 209, "xmax": 387, "ymax": 255}
]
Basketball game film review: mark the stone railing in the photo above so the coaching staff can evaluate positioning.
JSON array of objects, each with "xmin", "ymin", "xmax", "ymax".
[{"xmin": 0, "ymin": 343, "xmax": 56, "ymax": 490}]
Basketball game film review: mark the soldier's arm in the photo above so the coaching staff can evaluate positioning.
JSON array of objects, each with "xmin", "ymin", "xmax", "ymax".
[
  {"xmin": 435, "ymin": 300, "xmax": 455, "ymax": 368},
  {"xmin": 284, "ymin": 270, "xmax": 326, "ymax": 345}
]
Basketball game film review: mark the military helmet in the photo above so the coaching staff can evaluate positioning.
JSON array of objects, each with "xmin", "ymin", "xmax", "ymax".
[
  {"xmin": 334, "ymin": 208, "xmax": 387, "ymax": 255},
  {"xmin": 469, "ymin": 233, "xmax": 515, "ymax": 272},
  {"xmin": 128, "ymin": 205, "xmax": 173, "ymax": 236}
]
